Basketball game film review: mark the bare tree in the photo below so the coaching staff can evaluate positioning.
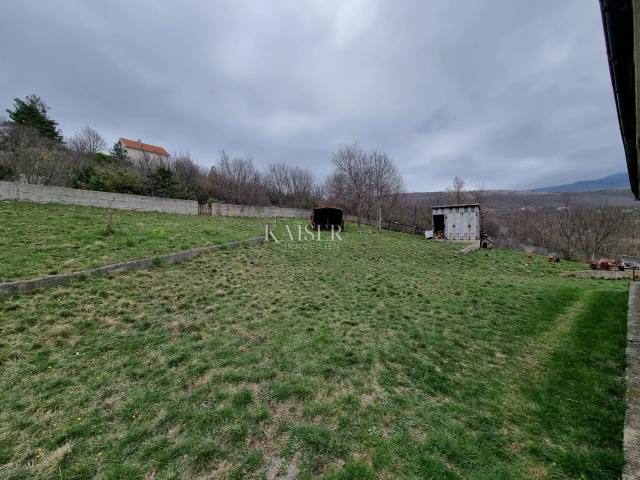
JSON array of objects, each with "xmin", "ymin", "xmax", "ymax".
[
  {"xmin": 173, "ymin": 153, "xmax": 207, "ymax": 200},
  {"xmin": 323, "ymin": 169, "xmax": 351, "ymax": 207},
  {"xmin": 384, "ymin": 195, "xmax": 431, "ymax": 229},
  {"xmin": 470, "ymin": 184, "xmax": 495, "ymax": 237},
  {"xmin": 134, "ymin": 149, "xmax": 164, "ymax": 186},
  {"xmin": 569, "ymin": 206, "xmax": 627, "ymax": 259},
  {"xmin": 556, "ymin": 194, "xmax": 576, "ymax": 252},
  {"xmin": 326, "ymin": 143, "xmax": 369, "ymax": 224},
  {"xmin": 470, "ymin": 184, "xmax": 487, "ymax": 208},
  {"xmin": 264, "ymin": 163, "xmax": 316, "ymax": 208},
  {"xmin": 500, "ymin": 201, "xmax": 630, "ymax": 259},
  {"xmin": 67, "ymin": 126, "xmax": 107, "ymax": 154},
  {"xmin": 325, "ymin": 143, "xmax": 404, "ymax": 226},
  {"xmin": 207, "ymin": 151, "xmax": 267, "ymax": 205},
  {"xmin": 0, "ymin": 124, "xmax": 74, "ymax": 185},
  {"xmin": 366, "ymin": 150, "xmax": 404, "ymax": 215},
  {"xmin": 447, "ymin": 176, "xmax": 467, "ymax": 204}
]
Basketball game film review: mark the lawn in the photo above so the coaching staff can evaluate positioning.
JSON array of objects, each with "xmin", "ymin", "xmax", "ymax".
[
  {"xmin": 0, "ymin": 218, "xmax": 629, "ymax": 479},
  {"xmin": 0, "ymin": 201, "xmax": 272, "ymax": 281}
]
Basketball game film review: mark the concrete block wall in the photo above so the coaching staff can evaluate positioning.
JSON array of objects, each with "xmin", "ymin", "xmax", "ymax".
[
  {"xmin": 209, "ymin": 202, "xmax": 311, "ymax": 219},
  {"xmin": 0, "ymin": 181, "xmax": 198, "ymax": 215}
]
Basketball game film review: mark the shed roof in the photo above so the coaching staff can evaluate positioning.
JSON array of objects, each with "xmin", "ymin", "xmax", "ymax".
[
  {"xmin": 432, "ymin": 203, "xmax": 480, "ymax": 209},
  {"xmin": 313, "ymin": 205, "xmax": 343, "ymax": 211}
]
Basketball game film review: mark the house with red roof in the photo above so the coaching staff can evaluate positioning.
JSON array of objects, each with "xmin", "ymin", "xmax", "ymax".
[{"xmin": 118, "ymin": 137, "xmax": 170, "ymax": 163}]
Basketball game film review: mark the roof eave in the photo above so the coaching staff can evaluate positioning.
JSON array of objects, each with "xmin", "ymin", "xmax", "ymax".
[{"xmin": 599, "ymin": 0, "xmax": 640, "ymax": 199}]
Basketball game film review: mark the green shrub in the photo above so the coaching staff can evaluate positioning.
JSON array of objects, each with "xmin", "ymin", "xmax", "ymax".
[
  {"xmin": 148, "ymin": 166, "xmax": 180, "ymax": 198},
  {"xmin": 70, "ymin": 164, "xmax": 146, "ymax": 195},
  {"xmin": 0, "ymin": 163, "xmax": 14, "ymax": 180},
  {"xmin": 93, "ymin": 152, "xmax": 115, "ymax": 163}
]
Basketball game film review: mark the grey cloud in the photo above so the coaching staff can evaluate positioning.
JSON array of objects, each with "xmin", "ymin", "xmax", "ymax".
[{"xmin": 0, "ymin": 0, "xmax": 624, "ymax": 191}]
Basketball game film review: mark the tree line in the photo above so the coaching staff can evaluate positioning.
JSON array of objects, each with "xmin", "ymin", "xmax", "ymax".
[
  {"xmin": 2, "ymin": 94, "xmax": 633, "ymax": 257},
  {"xmin": 497, "ymin": 199, "xmax": 637, "ymax": 258},
  {"xmin": 0, "ymin": 94, "xmax": 404, "ymax": 218}
]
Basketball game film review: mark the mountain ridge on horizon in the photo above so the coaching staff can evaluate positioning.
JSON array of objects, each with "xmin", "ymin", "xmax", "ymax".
[{"xmin": 531, "ymin": 172, "xmax": 629, "ymax": 193}]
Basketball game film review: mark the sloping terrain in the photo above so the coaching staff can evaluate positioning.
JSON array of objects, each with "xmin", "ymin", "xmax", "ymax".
[
  {"xmin": 0, "ymin": 219, "xmax": 628, "ymax": 479},
  {"xmin": 0, "ymin": 201, "xmax": 269, "ymax": 281}
]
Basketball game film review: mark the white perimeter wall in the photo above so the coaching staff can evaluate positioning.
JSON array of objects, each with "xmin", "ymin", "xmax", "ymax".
[
  {"xmin": 0, "ymin": 181, "xmax": 314, "ymax": 219},
  {"xmin": 0, "ymin": 181, "xmax": 198, "ymax": 215},
  {"xmin": 209, "ymin": 203, "xmax": 311, "ymax": 219}
]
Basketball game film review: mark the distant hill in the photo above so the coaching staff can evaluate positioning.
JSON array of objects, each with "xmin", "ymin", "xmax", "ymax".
[
  {"xmin": 404, "ymin": 188, "xmax": 638, "ymax": 211},
  {"xmin": 533, "ymin": 172, "xmax": 629, "ymax": 193}
]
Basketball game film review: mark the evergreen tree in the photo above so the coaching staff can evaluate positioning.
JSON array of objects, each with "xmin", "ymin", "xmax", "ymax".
[
  {"xmin": 110, "ymin": 141, "xmax": 128, "ymax": 161},
  {"xmin": 6, "ymin": 94, "xmax": 63, "ymax": 141},
  {"xmin": 149, "ymin": 166, "xmax": 180, "ymax": 198}
]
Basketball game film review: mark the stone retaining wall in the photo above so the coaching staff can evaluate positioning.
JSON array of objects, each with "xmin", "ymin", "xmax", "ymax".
[
  {"xmin": 560, "ymin": 270, "xmax": 637, "ymax": 280},
  {"xmin": 459, "ymin": 242, "xmax": 481, "ymax": 255},
  {"xmin": 0, "ymin": 236, "xmax": 265, "ymax": 298}
]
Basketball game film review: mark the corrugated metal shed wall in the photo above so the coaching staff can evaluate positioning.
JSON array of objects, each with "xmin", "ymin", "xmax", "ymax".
[{"xmin": 432, "ymin": 205, "xmax": 480, "ymax": 240}]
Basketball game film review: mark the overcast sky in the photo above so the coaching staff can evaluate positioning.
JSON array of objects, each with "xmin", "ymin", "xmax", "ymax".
[{"xmin": 0, "ymin": 0, "xmax": 625, "ymax": 191}]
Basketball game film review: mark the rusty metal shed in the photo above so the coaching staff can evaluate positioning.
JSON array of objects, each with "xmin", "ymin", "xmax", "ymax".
[{"xmin": 312, "ymin": 206, "xmax": 344, "ymax": 231}]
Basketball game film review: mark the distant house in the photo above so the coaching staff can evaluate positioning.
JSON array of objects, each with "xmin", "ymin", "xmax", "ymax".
[{"xmin": 119, "ymin": 138, "xmax": 169, "ymax": 163}]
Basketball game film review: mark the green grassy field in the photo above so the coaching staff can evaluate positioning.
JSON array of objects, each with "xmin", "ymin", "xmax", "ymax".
[
  {"xmin": 0, "ymin": 201, "xmax": 271, "ymax": 282},
  {"xmin": 0, "ymin": 204, "xmax": 629, "ymax": 479}
]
